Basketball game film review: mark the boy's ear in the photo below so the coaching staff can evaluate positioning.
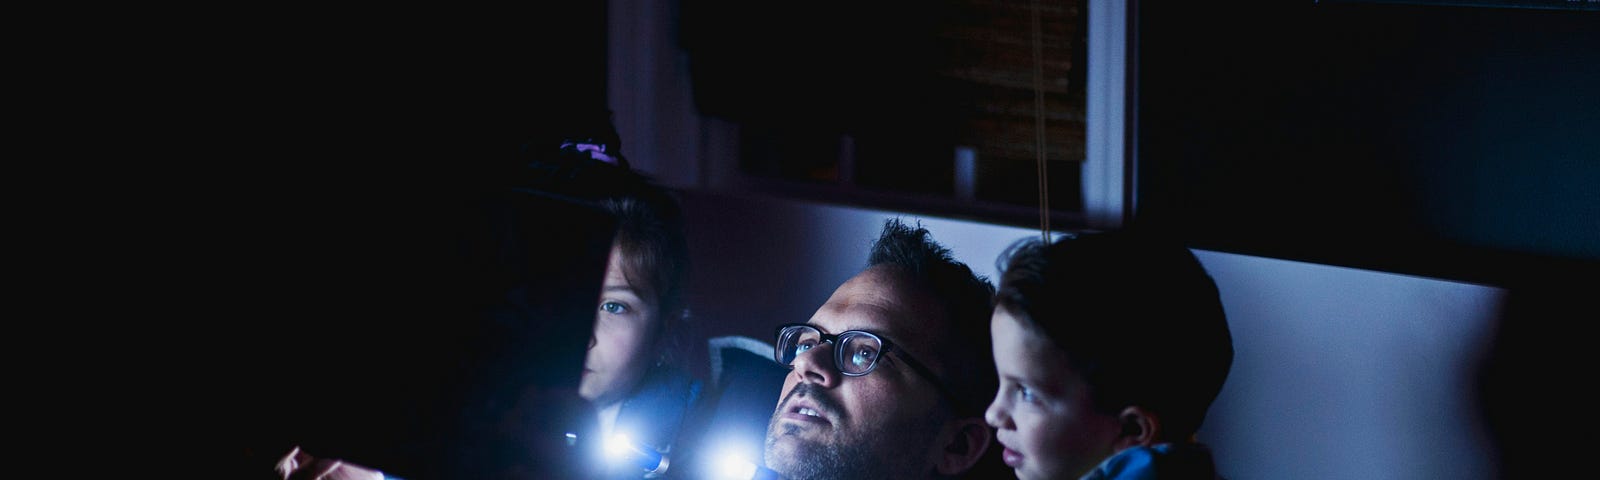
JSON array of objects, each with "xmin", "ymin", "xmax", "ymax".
[
  {"xmin": 933, "ymin": 416, "xmax": 993, "ymax": 475},
  {"xmin": 1114, "ymin": 406, "xmax": 1160, "ymax": 450}
]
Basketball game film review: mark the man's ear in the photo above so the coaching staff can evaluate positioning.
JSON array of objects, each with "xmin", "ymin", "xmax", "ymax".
[
  {"xmin": 1113, "ymin": 406, "xmax": 1160, "ymax": 451},
  {"xmin": 934, "ymin": 416, "xmax": 994, "ymax": 476}
]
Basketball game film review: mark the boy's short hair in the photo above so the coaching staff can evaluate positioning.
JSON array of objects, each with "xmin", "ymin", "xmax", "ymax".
[{"xmin": 996, "ymin": 230, "xmax": 1233, "ymax": 439}]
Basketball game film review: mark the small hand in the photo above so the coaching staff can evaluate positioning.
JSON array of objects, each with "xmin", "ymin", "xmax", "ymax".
[{"xmin": 275, "ymin": 446, "xmax": 386, "ymax": 480}]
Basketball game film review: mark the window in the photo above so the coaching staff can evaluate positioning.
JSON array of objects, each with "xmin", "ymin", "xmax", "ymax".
[{"xmin": 613, "ymin": 0, "xmax": 1123, "ymax": 230}]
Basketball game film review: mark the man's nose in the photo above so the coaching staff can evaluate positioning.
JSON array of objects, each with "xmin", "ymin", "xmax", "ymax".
[{"xmin": 789, "ymin": 343, "xmax": 840, "ymax": 388}]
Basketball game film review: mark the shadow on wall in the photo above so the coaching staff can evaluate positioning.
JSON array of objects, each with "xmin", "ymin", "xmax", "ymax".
[
  {"xmin": 1477, "ymin": 277, "xmax": 1594, "ymax": 479},
  {"xmin": 678, "ymin": 191, "xmax": 891, "ymax": 350}
]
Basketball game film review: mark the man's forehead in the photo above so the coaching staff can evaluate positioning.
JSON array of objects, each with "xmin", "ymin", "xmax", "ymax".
[
  {"xmin": 811, "ymin": 266, "xmax": 947, "ymax": 357},
  {"xmin": 810, "ymin": 297, "xmax": 900, "ymax": 334}
]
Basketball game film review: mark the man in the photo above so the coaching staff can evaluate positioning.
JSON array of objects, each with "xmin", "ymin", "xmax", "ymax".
[{"xmin": 765, "ymin": 219, "xmax": 1000, "ymax": 479}]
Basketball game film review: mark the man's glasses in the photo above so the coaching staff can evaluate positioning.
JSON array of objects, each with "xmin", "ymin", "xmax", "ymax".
[{"xmin": 773, "ymin": 323, "xmax": 964, "ymax": 411}]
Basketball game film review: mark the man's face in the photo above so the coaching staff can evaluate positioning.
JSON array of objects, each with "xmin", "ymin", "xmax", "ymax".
[
  {"xmin": 984, "ymin": 307, "xmax": 1121, "ymax": 480},
  {"xmin": 764, "ymin": 265, "xmax": 953, "ymax": 479}
]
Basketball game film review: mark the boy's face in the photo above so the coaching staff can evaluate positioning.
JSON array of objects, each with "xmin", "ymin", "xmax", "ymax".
[{"xmin": 985, "ymin": 307, "xmax": 1123, "ymax": 480}]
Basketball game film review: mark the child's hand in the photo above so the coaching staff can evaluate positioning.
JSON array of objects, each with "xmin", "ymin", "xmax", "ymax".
[{"xmin": 275, "ymin": 446, "xmax": 386, "ymax": 480}]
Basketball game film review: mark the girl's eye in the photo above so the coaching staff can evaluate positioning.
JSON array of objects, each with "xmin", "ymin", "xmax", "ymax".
[{"xmin": 601, "ymin": 301, "xmax": 629, "ymax": 314}]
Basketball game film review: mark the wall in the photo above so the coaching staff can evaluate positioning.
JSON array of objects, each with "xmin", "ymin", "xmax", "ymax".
[
  {"xmin": 679, "ymin": 191, "xmax": 1507, "ymax": 480},
  {"xmin": 1193, "ymin": 250, "xmax": 1503, "ymax": 479}
]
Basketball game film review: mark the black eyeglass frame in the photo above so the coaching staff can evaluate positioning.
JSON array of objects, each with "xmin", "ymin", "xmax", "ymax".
[{"xmin": 773, "ymin": 323, "xmax": 966, "ymax": 412}]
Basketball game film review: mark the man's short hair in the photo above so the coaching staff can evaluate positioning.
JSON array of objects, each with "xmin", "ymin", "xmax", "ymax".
[
  {"xmin": 996, "ymin": 230, "xmax": 1233, "ymax": 440},
  {"xmin": 866, "ymin": 218, "xmax": 997, "ymax": 416}
]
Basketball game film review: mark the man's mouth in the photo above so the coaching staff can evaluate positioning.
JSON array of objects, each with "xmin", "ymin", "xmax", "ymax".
[
  {"xmin": 783, "ymin": 402, "xmax": 832, "ymax": 426},
  {"xmin": 776, "ymin": 383, "xmax": 843, "ymax": 430}
]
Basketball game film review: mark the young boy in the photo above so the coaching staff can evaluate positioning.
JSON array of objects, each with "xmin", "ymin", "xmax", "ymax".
[{"xmin": 985, "ymin": 231, "xmax": 1234, "ymax": 480}]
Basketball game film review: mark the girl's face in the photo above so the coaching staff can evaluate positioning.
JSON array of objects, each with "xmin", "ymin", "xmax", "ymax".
[
  {"xmin": 985, "ymin": 307, "xmax": 1123, "ymax": 480},
  {"xmin": 578, "ymin": 244, "xmax": 660, "ymax": 407}
]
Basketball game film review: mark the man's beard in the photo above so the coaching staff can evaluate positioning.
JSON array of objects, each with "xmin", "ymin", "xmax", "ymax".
[{"xmin": 764, "ymin": 383, "xmax": 945, "ymax": 480}]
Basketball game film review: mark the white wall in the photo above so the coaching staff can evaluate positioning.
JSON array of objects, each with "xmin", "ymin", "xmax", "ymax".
[
  {"xmin": 680, "ymin": 191, "xmax": 1507, "ymax": 480},
  {"xmin": 1193, "ymin": 250, "xmax": 1503, "ymax": 480}
]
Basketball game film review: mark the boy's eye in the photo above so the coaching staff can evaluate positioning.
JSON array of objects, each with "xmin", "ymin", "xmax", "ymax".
[
  {"xmin": 1016, "ymin": 385, "xmax": 1036, "ymax": 402},
  {"xmin": 601, "ymin": 301, "xmax": 629, "ymax": 314}
]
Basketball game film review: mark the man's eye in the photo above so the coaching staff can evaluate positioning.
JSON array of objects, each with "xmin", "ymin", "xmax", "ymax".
[
  {"xmin": 600, "ymin": 301, "xmax": 628, "ymax": 314},
  {"xmin": 849, "ymin": 347, "xmax": 878, "ymax": 368}
]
